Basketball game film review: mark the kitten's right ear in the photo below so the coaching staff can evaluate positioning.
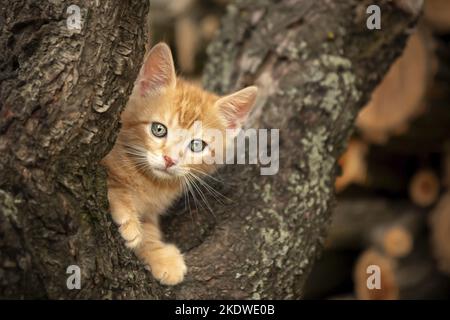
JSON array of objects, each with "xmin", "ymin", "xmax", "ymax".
[
  {"xmin": 215, "ymin": 86, "xmax": 258, "ymax": 129},
  {"xmin": 137, "ymin": 43, "xmax": 176, "ymax": 96}
]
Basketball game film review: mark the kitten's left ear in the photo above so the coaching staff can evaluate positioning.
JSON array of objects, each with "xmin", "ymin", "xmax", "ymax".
[{"xmin": 215, "ymin": 86, "xmax": 258, "ymax": 129}]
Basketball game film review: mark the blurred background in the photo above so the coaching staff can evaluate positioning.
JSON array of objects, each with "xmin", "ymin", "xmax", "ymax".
[{"xmin": 150, "ymin": 0, "xmax": 450, "ymax": 299}]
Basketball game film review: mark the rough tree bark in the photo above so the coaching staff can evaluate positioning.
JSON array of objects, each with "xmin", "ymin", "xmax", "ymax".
[{"xmin": 0, "ymin": 0, "xmax": 419, "ymax": 299}]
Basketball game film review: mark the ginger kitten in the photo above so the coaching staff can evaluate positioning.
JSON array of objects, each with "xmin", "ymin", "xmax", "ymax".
[{"xmin": 101, "ymin": 43, "xmax": 257, "ymax": 285}]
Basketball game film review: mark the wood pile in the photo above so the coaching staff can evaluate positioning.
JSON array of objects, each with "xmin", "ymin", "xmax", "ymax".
[
  {"xmin": 148, "ymin": 0, "xmax": 228, "ymax": 78},
  {"xmin": 314, "ymin": 11, "xmax": 450, "ymax": 299}
]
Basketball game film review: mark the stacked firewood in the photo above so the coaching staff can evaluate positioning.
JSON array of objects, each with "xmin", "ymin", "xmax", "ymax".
[
  {"xmin": 148, "ymin": 0, "xmax": 229, "ymax": 79},
  {"xmin": 305, "ymin": 1, "xmax": 450, "ymax": 300}
]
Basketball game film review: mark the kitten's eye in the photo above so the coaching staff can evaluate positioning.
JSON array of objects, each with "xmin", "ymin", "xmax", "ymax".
[
  {"xmin": 150, "ymin": 122, "xmax": 167, "ymax": 138},
  {"xmin": 190, "ymin": 139, "xmax": 207, "ymax": 153}
]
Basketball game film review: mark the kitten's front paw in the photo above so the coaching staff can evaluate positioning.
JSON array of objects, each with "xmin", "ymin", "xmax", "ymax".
[
  {"xmin": 147, "ymin": 244, "xmax": 187, "ymax": 286},
  {"xmin": 119, "ymin": 220, "xmax": 142, "ymax": 248}
]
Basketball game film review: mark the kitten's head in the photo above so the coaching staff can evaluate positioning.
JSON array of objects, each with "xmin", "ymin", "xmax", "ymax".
[{"xmin": 119, "ymin": 43, "xmax": 258, "ymax": 181}]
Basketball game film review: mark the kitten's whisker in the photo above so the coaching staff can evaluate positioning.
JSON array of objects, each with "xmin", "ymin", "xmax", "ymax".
[
  {"xmin": 186, "ymin": 173, "xmax": 216, "ymax": 218},
  {"xmin": 188, "ymin": 174, "xmax": 226, "ymax": 205},
  {"xmin": 188, "ymin": 171, "xmax": 232, "ymax": 204},
  {"xmin": 185, "ymin": 174, "xmax": 204, "ymax": 212},
  {"xmin": 189, "ymin": 167, "xmax": 224, "ymax": 184},
  {"xmin": 180, "ymin": 177, "xmax": 195, "ymax": 226},
  {"xmin": 189, "ymin": 176, "xmax": 212, "ymax": 211},
  {"xmin": 187, "ymin": 167, "xmax": 232, "ymax": 201},
  {"xmin": 184, "ymin": 175, "xmax": 201, "ymax": 217},
  {"xmin": 185, "ymin": 174, "xmax": 213, "ymax": 217},
  {"xmin": 116, "ymin": 143, "xmax": 156, "ymax": 175},
  {"xmin": 118, "ymin": 157, "xmax": 147, "ymax": 173}
]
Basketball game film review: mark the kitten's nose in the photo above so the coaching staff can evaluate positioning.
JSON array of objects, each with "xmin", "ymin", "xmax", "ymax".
[{"xmin": 163, "ymin": 155, "xmax": 176, "ymax": 168}]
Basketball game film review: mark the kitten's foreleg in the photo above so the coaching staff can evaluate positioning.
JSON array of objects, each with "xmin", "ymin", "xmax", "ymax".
[
  {"xmin": 136, "ymin": 220, "xmax": 187, "ymax": 286},
  {"xmin": 107, "ymin": 187, "xmax": 143, "ymax": 248}
]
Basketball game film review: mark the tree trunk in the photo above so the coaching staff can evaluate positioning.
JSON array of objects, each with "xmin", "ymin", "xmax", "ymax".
[{"xmin": 0, "ymin": 0, "xmax": 419, "ymax": 299}]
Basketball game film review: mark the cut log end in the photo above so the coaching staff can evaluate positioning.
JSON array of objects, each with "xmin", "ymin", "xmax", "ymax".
[
  {"xmin": 200, "ymin": 15, "xmax": 220, "ymax": 41},
  {"xmin": 335, "ymin": 139, "xmax": 368, "ymax": 192},
  {"xmin": 175, "ymin": 16, "xmax": 199, "ymax": 73},
  {"xmin": 354, "ymin": 249, "xmax": 399, "ymax": 300},
  {"xmin": 409, "ymin": 169, "xmax": 440, "ymax": 207},
  {"xmin": 382, "ymin": 226, "xmax": 413, "ymax": 258},
  {"xmin": 369, "ymin": 212, "xmax": 421, "ymax": 258},
  {"xmin": 355, "ymin": 246, "xmax": 449, "ymax": 300},
  {"xmin": 356, "ymin": 27, "xmax": 433, "ymax": 144}
]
